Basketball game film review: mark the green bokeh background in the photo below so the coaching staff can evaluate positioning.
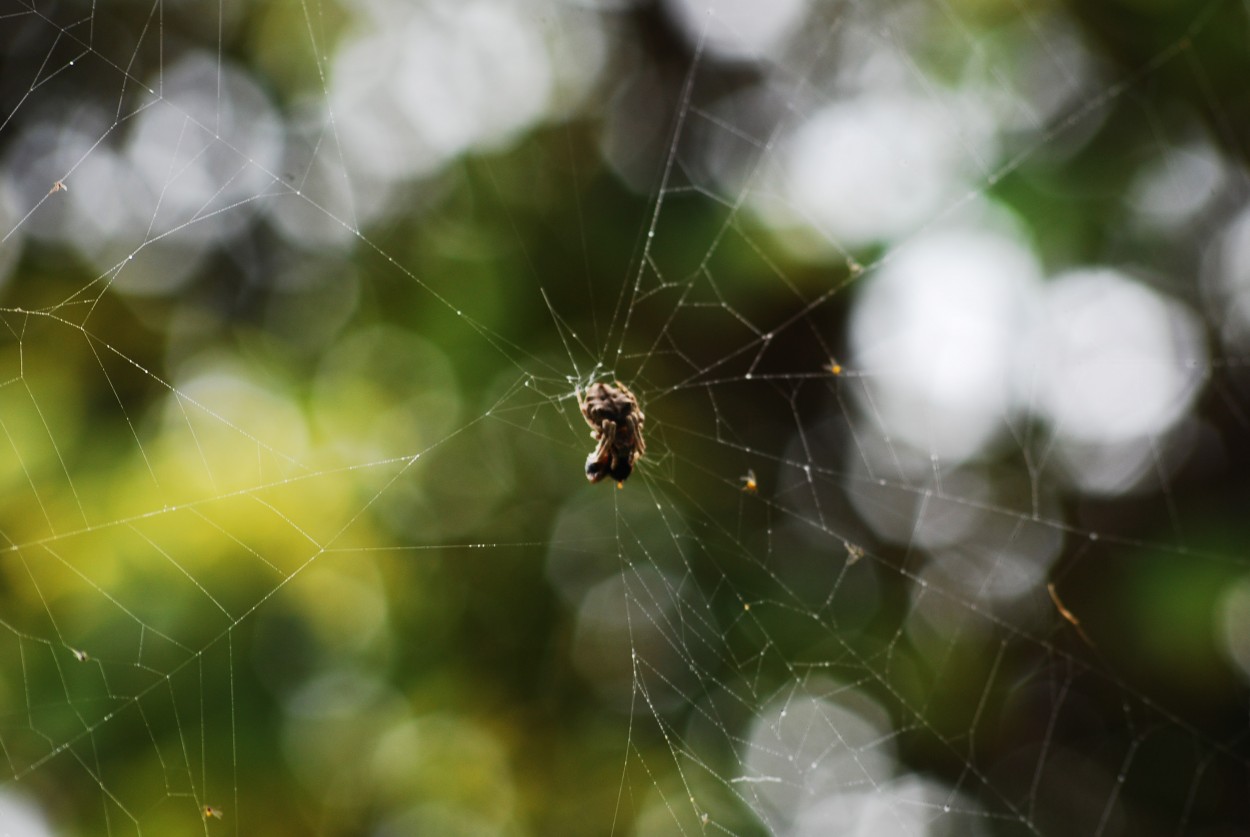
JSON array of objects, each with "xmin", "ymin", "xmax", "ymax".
[{"xmin": 1, "ymin": 0, "xmax": 1249, "ymax": 834}]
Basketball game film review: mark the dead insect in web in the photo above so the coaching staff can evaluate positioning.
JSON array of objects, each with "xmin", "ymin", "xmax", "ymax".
[
  {"xmin": 49, "ymin": 180, "xmax": 68, "ymax": 194},
  {"xmin": 579, "ymin": 381, "xmax": 645, "ymax": 487},
  {"xmin": 70, "ymin": 648, "xmax": 90, "ymax": 662},
  {"xmin": 740, "ymin": 469, "xmax": 758, "ymax": 493},
  {"xmin": 203, "ymin": 805, "xmax": 224, "ymax": 820},
  {"xmin": 843, "ymin": 541, "xmax": 864, "ymax": 565}
]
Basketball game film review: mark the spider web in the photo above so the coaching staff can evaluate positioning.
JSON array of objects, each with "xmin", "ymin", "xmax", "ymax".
[{"xmin": 0, "ymin": 0, "xmax": 1248, "ymax": 834}]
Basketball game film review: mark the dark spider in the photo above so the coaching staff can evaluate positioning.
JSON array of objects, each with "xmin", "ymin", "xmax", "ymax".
[{"xmin": 579, "ymin": 381, "xmax": 645, "ymax": 486}]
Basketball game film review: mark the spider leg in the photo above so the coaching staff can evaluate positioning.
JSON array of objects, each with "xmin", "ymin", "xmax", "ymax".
[
  {"xmin": 599, "ymin": 420, "xmax": 617, "ymax": 461},
  {"xmin": 585, "ymin": 420, "xmax": 617, "ymax": 483}
]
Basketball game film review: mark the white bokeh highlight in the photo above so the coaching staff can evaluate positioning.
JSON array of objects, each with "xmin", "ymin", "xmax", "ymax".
[
  {"xmin": 1217, "ymin": 575, "xmax": 1250, "ymax": 685},
  {"xmin": 841, "ymin": 229, "xmax": 1209, "ymax": 544},
  {"xmin": 1128, "ymin": 140, "xmax": 1225, "ymax": 229},
  {"xmin": 4, "ymin": 52, "xmax": 284, "ymax": 295},
  {"xmin": 571, "ymin": 565, "xmax": 696, "ymax": 713},
  {"xmin": 663, "ymin": 0, "xmax": 809, "ymax": 62},
  {"xmin": 740, "ymin": 688, "xmax": 895, "ymax": 831},
  {"xmin": 794, "ymin": 774, "xmax": 986, "ymax": 837},
  {"xmin": 846, "ymin": 232, "xmax": 1206, "ymax": 495},
  {"xmin": 127, "ymin": 53, "xmax": 284, "ymax": 244},
  {"xmin": 1204, "ymin": 203, "xmax": 1250, "ymax": 353},
  {"xmin": 777, "ymin": 92, "xmax": 997, "ymax": 249},
  {"xmin": 0, "ymin": 177, "xmax": 23, "ymax": 291},
  {"xmin": 1027, "ymin": 268, "xmax": 1206, "ymax": 447},
  {"xmin": 0, "ymin": 790, "xmax": 54, "ymax": 837},
  {"xmin": 849, "ymin": 226, "xmax": 1043, "ymax": 461},
  {"xmin": 982, "ymin": 12, "xmax": 1101, "ymax": 143},
  {"xmin": 328, "ymin": 0, "xmax": 556, "ymax": 181}
]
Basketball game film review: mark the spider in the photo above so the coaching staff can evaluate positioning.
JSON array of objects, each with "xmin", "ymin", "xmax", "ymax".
[{"xmin": 579, "ymin": 381, "xmax": 645, "ymax": 486}]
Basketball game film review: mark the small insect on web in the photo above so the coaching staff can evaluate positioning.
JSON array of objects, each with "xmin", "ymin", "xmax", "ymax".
[{"xmin": 579, "ymin": 381, "xmax": 645, "ymax": 488}]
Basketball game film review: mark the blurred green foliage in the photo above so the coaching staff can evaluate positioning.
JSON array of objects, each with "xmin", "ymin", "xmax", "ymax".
[{"xmin": 0, "ymin": 0, "xmax": 1249, "ymax": 835}]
